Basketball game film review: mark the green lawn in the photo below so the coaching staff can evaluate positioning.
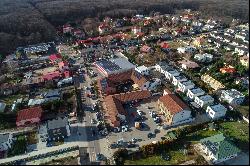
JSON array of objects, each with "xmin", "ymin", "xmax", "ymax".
[
  {"xmin": 0, "ymin": 94, "xmax": 24, "ymax": 105},
  {"xmin": 185, "ymin": 129, "xmax": 221, "ymax": 143},
  {"xmin": 125, "ymin": 150, "xmax": 191, "ymax": 165},
  {"xmin": 219, "ymin": 121, "xmax": 249, "ymax": 151}
]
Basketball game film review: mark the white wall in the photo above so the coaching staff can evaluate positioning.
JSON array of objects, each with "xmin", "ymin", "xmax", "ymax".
[{"xmin": 172, "ymin": 110, "xmax": 192, "ymax": 124}]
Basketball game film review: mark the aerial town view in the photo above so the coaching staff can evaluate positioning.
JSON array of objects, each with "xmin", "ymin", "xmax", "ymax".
[{"xmin": 0, "ymin": 0, "xmax": 249, "ymax": 165}]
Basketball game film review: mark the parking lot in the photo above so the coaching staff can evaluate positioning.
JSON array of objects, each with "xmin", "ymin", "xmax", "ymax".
[{"xmin": 105, "ymin": 98, "xmax": 169, "ymax": 151}]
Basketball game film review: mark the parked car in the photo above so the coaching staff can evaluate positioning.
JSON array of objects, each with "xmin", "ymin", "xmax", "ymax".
[
  {"xmin": 154, "ymin": 129, "xmax": 160, "ymax": 134},
  {"xmin": 147, "ymin": 132, "xmax": 154, "ymax": 139},
  {"xmin": 137, "ymin": 109, "xmax": 143, "ymax": 116},
  {"xmin": 96, "ymin": 153, "xmax": 105, "ymax": 161}
]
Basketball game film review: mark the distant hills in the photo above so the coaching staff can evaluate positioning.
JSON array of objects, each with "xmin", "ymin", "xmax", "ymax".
[{"xmin": 0, "ymin": 0, "xmax": 249, "ymax": 55}]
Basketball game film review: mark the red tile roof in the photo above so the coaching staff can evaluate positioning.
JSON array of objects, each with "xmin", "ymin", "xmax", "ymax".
[
  {"xmin": 98, "ymin": 69, "xmax": 149, "ymax": 95},
  {"xmin": 220, "ymin": 67, "xmax": 236, "ymax": 73},
  {"xmin": 103, "ymin": 90, "xmax": 151, "ymax": 127},
  {"xmin": 140, "ymin": 45, "xmax": 152, "ymax": 53},
  {"xmin": 16, "ymin": 106, "xmax": 43, "ymax": 123},
  {"xmin": 43, "ymin": 71, "xmax": 61, "ymax": 80},
  {"xmin": 49, "ymin": 54, "xmax": 62, "ymax": 62},
  {"xmin": 159, "ymin": 94, "xmax": 189, "ymax": 114}
]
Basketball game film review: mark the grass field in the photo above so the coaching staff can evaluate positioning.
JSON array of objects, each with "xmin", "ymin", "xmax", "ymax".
[
  {"xmin": 125, "ymin": 150, "xmax": 193, "ymax": 165},
  {"xmin": 219, "ymin": 121, "xmax": 249, "ymax": 151},
  {"xmin": 185, "ymin": 129, "xmax": 221, "ymax": 143}
]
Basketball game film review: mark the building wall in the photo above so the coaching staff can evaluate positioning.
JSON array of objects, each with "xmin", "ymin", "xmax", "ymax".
[
  {"xmin": 158, "ymin": 101, "xmax": 173, "ymax": 125},
  {"xmin": 172, "ymin": 110, "xmax": 192, "ymax": 125},
  {"xmin": 206, "ymin": 107, "xmax": 226, "ymax": 119}
]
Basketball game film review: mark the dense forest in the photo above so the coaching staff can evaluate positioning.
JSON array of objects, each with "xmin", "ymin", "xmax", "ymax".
[{"xmin": 0, "ymin": 0, "xmax": 249, "ymax": 56}]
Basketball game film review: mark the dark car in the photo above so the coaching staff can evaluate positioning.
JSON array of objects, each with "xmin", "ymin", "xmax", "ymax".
[
  {"xmin": 147, "ymin": 132, "xmax": 154, "ymax": 139},
  {"xmin": 110, "ymin": 143, "xmax": 117, "ymax": 149},
  {"xmin": 154, "ymin": 129, "xmax": 160, "ymax": 134},
  {"xmin": 96, "ymin": 153, "xmax": 105, "ymax": 161},
  {"xmin": 127, "ymin": 143, "xmax": 136, "ymax": 148}
]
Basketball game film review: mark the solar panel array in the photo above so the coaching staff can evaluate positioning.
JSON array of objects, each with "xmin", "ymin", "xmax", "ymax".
[{"xmin": 96, "ymin": 59, "xmax": 121, "ymax": 72}]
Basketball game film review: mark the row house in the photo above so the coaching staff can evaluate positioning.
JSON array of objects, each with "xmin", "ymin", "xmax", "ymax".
[
  {"xmin": 187, "ymin": 87, "xmax": 205, "ymax": 100},
  {"xmin": 206, "ymin": 104, "xmax": 227, "ymax": 119},
  {"xmin": 201, "ymin": 74, "xmax": 225, "ymax": 91},
  {"xmin": 194, "ymin": 94, "xmax": 214, "ymax": 108},
  {"xmin": 177, "ymin": 81, "xmax": 195, "ymax": 93},
  {"xmin": 172, "ymin": 75, "xmax": 188, "ymax": 86}
]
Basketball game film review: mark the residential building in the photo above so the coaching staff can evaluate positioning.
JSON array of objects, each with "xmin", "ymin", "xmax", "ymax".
[
  {"xmin": 235, "ymin": 46, "xmax": 248, "ymax": 55},
  {"xmin": 131, "ymin": 26, "xmax": 141, "ymax": 35},
  {"xmin": 220, "ymin": 89, "xmax": 245, "ymax": 106},
  {"xmin": 178, "ymin": 81, "xmax": 195, "ymax": 93},
  {"xmin": 165, "ymin": 69, "xmax": 180, "ymax": 81},
  {"xmin": 155, "ymin": 61, "xmax": 170, "ymax": 74},
  {"xmin": 58, "ymin": 61, "xmax": 69, "ymax": 71},
  {"xmin": 158, "ymin": 94, "xmax": 192, "ymax": 126},
  {"xmin": 178, "ymin": 59, "xmax": 199, "ymax": 70},
  {"xmin": 0, "ymin": 102, "xmax": 6, "ymax": 112},
  {"xmin": 219, "ymin": 65, "xmax": 236, "ymax": 74},
  {"xmin": 192, "ymin": 36, "xmax": 205, "ymax": 47},
  {"xmin": 194, "ymin": 53, "xmax": 213, "ymax": 62},
  {"xmin": 140, "ymin": 45, "xmax": 154, "ymax": 53},
  {"xmin": 177, "ymin": 46, "xmax": 196, "ymax": 54},
  {"xmin": 16, "ymin": 106, "xmax": 43, "ymax": 127},
  {"xmin": 163, "ymin": 88, "xmax": 174, "ymax": 96},
  {"xmin": 47, "ymin": 117, "xmax": 71, "ymax": 142},
  {"xmin": 0, "ymin": 133, "xmax": 13, "ymax": 153},
  {"xmin": 94, "ymin": 58, "xmax": 135, "ymax": 77},
  {"xmin": 135, "ymin": 65, "xmax": 149, "ymax": 76},
  {"xmin": 187, "ymin": 88, "xmax": 205, "ymax": 100},
  {"xmin": 206, "ymin": 104, "xmax": 227, "ymax": 119},
  {"xmin": 103, "ymin": 90, "xmax": 151, "ymax": 127},
  {"xmin": 43, "ymin": 71, "xmax": 61, "ymax": 81},
  {"xmin": 201, "ymin": 74, "xmax": 225, "ymax": 91},
  {"xmin": 240, "ymin": 55, "xmax": 249, "ymax": 68},
  {"xmin": 194, "ymin": 95, "xmax": 214, "ymax": 108},
  {"xmin": 63, "ymin": 24, "xmax": 73, "ymax": 34},
  {"xmin": 172, "ymin": 75, "xmax": 188, "ymax": 86},
  {"xmin": 199, "ymin": 134, "xmax": 241, "ymax": 164},
  {"xmin": 98, "ymin": 24, "xmax": 109, "ymax": 34},
  {"xmin": 49, "ymin": 54, "xmax": 62, "ymax": 64}
]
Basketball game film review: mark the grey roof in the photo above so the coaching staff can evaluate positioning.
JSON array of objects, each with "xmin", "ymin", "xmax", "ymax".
[
  {"xmin": 47, "ymin": 117, "xmax": 68, "ymax": 130},
  {"xmin": 0, "ymin": 102, "xmax": 6, "ymax": 112},
  {"xmin": 110, "ymin": 58, "xmax": 135, "ymax": 70},
  {"xmin": 0, "ymin": 133, "xmax": 10, "ymax": 144}
]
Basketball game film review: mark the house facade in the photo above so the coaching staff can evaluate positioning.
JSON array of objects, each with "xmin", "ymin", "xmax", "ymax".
[
  {"xmin": 187, "ymin": 88, "xmax": 205, "ymax": 100},
  {"xmin": 158, "ymin": 94, "xmax": 192, "ymax": 126},
  {"xmin": 172, "ymin": 75, "xmax": 188, "ymax": 86},
  {"xmin": 206, "ymin": 104, "xmax": 227, "ymax": 119},
  {"xmin": 194, "ymin": 95, "xmax": 214, "ymax": 108},
  {"xmin": 0, "ymin": 133, "xmax": 13, "ymax": 153},
  {"xmin": 220, "ymin": 89, "xmax": 245, "ymax": 106},
  {"xmin": 178, "ymin": 80, "xmax": 195, "ymax": 93}
]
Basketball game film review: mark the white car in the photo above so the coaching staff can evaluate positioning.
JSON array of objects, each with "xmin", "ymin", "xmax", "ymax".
[
  {"xmin": 121, "ymin": 125, "xmax": 128, "ymax": 132},
  {"xmin": 137, "ymin": 110, "xmax": 142, "ymax": 116}
]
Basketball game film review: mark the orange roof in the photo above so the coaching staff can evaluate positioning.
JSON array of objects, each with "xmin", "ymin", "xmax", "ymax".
[
  {"xmin": 159, "ymin": 94, "xmax": 189, "ymax": 114},
  {"xmin": 103, "ymin": 90, "xmax": 151, "ymax": 127},
  {"xmin": 98, "ymin": 69, "xmax": 149, "ymax": 95},
  {"xmin": 220, "ymin": 67, "xmax": 236, "ymax": 73}
]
